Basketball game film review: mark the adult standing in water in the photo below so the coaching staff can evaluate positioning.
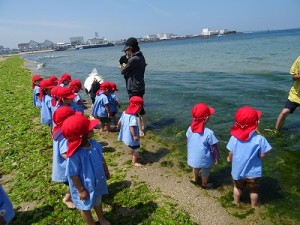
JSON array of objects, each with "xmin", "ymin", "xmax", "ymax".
[
  {"xmin": 275, "ymin": 56, "xmax": 300, "ymax": 130},
  {"xmin": 120, "ymin": 37, "xmax": 147, "ymax": 136}
]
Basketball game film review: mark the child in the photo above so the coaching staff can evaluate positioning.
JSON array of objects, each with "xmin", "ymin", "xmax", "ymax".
[
  {"xmin": 52, "ymin": 86, "xmax": 78, "ymax": 111},
  {"xmin": 227, "ymin": 106, "xmax": 272, "ymax": 208},
  {"xmin": 32, "ymin": 74, "xmax": 43, "ymax": 108},
  {"xmin": 39, "ymin": 79, "xmax": 55, "ymax": 126},
  {"xmin": 52, "ymin": 106, "xmax": 76, "ymax": 209},
  {"xmin": 70, "ymin": 79, "xmax": 88, "ymax": 114},
  {"xmin": 62, "ymin": 114, "xmax": 111, "ymax": 225},
  {"xmin": 91, "ymin": 82, "xmax": 111, "ymax": 132},
  {"xmin": 0, "ymin": 185, "xmax": 15, "ymax": 225},
  {"xmin": 108, "ymin": 82, "xmax": 121, "ymax": 126},
  {"xmin": 59, "ymin": 73, "xmax": 72, "ymax": 87},
  {"xmin": 118, "ymin": 96, "xmax": 144, "ymax": 166},
  {"xmin": 186, "ymin": 103, "xmax": 220, "ymax": 189}
]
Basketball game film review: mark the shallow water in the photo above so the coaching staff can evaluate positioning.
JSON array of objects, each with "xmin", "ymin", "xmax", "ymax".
[{"xmin": 24, "ymin": 29, "xmax": 300, "ymax": 217}]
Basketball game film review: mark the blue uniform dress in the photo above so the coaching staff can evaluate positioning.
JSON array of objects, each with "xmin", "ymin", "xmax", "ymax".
[
  {"xmin": 118, "ymin": 112, "xmax": 140, "ymax": 147},
  {"xmin": 91, "ymin": 93, "xmax": 109, "ymax": 117},
  {"xmin": 40, "ymin": 95, "xmax": 54, "ymax": 126},
  {"xmin": 73, "ymin": 93, "xmax": 87, "ymax": 114},
  {"xmin": 0, "ymin": 185, "xmax": 15, "ymax": 225},
  {"xmin": 52, "ymin": 129, "xmax": 68, "ymax": 182},
  {"xmin": 32, "ymin": 85, "xmax": 41, "ymax": 108},
  {"xmin": 66, "ymin": 140, "xmax": 108, "ymax": 210},
  {"xmin": 186, "ymin": 127, "xmax": 218, "ymax": 169},
  {"xmin": 108, "ymin": 93, "xmax": 118, "ymax": 115},
  {"xmin": 226, "ymin": 132, "xmax": 272, "ymax": 180}
]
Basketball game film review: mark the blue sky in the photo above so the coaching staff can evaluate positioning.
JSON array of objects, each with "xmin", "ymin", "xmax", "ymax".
[{"xmin": 0, "ymin": 0, "xmax": 299, "ymax": 48}]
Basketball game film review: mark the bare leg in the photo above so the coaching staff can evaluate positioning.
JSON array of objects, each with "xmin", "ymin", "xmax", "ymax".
[
  {"xmin": 275, "ymin": 108, "xmax": 290, "ymax": 130},
  {"xmin": 132, "ymin": 150, "xmax": 142, "ymax": 166},
  {"xmin": 141, "ymin": 115, "xmax": 147, "ymax": 133},
  {"xmin": 106, "ymin": 122, "xmax": 111, "ymax": 133},
  {"xmin": 250, "ymin": 192, "xmax": 259, "ymax": 208},
  {"xmin": 80, "ymin": 210, "xmax": 95, "ymax": 225},
  {"xmin": 94, "ymin": 204, "xmax": 111, "ymax": 225},
  {"xmin": 201, "ymin": 176, "xmax": 209, "ymax": 187},
  {"xmin": 138, "ymin": 116, "xmax": 144, "ymax": 136},
  {"xmin": 63, "ymin": 191, "xmax": 75, "ymax": 209},
  {"xmin": 233, "ymin": 186, "xmax": 242, "ymax": 205},
  {"xmin": 192, "ymin": 168, "xmax": 200, "ymax": 182}
]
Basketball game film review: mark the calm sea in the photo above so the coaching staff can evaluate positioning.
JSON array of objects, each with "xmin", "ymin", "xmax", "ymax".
[{"xmin": 23, "ymin": 28, "xmax": 300, "ymax": 144}]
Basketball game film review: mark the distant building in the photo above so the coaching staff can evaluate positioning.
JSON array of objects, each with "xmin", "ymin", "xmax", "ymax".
[
  {"xmin": 157, "ymin": 33, "xmax": 172, "ymax": 40},
  {"xmin": 70, "ymin": 37, "xmax": 84, "ymax": 46},
  {"xmin": 202, "ymin": 28, "xmax": 218, "ymax": 36},
  {"xmin": 28, "ymin": 40, "xmax": 40, "ymax": 50},
  {"xmin": 144, "ymin": 34, "xmax": 159, "ymax": 41},
  {"xmin": 41, "ymin": 40, "xmax": 54, "ymax": 49},
  {"xmin": 86, "ymin": 37, "xmax": 107, "ymax": 45},
  {"xmin": 18, "ymin": 43, "xmax": 30, "ymax": 51}
]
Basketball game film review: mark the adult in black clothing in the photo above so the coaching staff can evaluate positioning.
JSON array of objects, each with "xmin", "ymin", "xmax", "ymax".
[{"xmin": 120, "ymin": 37, "xmax": 147, "ymax": 135}]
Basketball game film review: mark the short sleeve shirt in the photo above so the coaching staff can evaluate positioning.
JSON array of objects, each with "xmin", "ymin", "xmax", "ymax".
[
  {"xmin": 226, "ymin": 132, "xmax": 272, "ymax": 180},
  {"xmin": 186, "ymin": 127, "xmax": 218, "ymax": 168},
  {"xmin": 118, "ymin": 112, "xmax": 140, "ymax": 147},
  {"xmin": 91, "ymin": 93, "xmax": 109, "ymax": 117}
]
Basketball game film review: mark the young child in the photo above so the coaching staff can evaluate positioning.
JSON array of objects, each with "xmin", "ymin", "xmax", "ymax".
[
  {"xmin": 0, "ymin": 185, "xmax": 15, "ymax": 225},
  {"xmin": 52, "ymin": 86, "xmax": 78, "ymax": 111},
  {"xmin": 39, "ymin": 79, "xmax": 55, "ymax": 127},
  {"xmin": 62, "ymin": 114, "xmax": 111, "ymax": 225},
  {"xmin": 108, "ymin": 82, "xmax": 121, "ymax": 126},
  {"xmin": 32, "ymin": 74, "xmax": 43, "ymax": 108},
  {"xmin": 59, "ymin": 73, "xmax": 72, "ymax": 87},
  {"xmin": 91, "ymin": 82, "xmax": 111, "ymax": 132},
  {"xmin": 70, "ymin": 79, "xmax": 88, "ymax": 114},
  {"xmin": 118, "ymin": 96, "xmax": 144, "ymax": 166},
  {"xmin": 186, "ymin": 103, "xmax": 220, "ymax": 189},
  {"xmin": 52, "ymin": 106, "xmax": 76, "ymax": 209},
  {"xmin": 227, "ymin": 106, "xmax": 272, "ymax": 208}
]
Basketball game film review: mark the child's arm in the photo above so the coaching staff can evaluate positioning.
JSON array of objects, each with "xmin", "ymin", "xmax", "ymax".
[
  {"xmin": 210, "ymin": 144, "xmax": 220, "ymax": 164},
  {"xmin": 227, "ymin": 152, "xmax": 233, "ymax": 163},
  {"xmin": 105, "ymin": 103, "xmax": 111, "ymax": 118},
  {"xmin": 102, "ymin": 155, "xmax": 110, "ymax": 180},
  {"xmin": 115, "ymin": 100, "xmax": 121, "ymax": 108},
  {"xmin": 117, "ymin": 120, "xmax": 121, "ymax": 129},
  {"xmin": 130, "ymin": 126, "xmax": 139, "ymax": 141},
  {"xmin": 70, "ymin": 176, "xmax": 88, "ymax": 201},
  {"xmin": 260, "ymin": 150, "xmax": 271, "ymax": 159}
]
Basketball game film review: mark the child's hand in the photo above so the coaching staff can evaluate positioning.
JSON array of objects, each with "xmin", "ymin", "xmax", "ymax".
[
  {"xmin": 133, "ymin": 135, "xmax": 139, "ymax": 141},
  {"xmin": 227, "ymin": 156, "xmax": 232, "ymax": 163},
  {"xmin": 214, "ymin": 159, "xmax": 219, "ymax": 165},
  {"xmin": 79, "ymin": 189, "xmax": 88, "ymax": 201}
]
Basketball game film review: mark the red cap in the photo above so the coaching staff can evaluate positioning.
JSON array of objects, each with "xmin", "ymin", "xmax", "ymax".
[
  {"xmin": 96, "ymin": 81, "xmax": 111, "ymax": 95},
  {"xmin": 59, "ymin": 73, "xmax": 72, "ymax": 84},
  {"xmin": 52, "ymin": 106, "xmax": 75, "ymax": 136},
  {"xmin": 231, "ymin": 106, "xmax": 262, "ymax": 141},
  {"xmin": 39, "ymin": 79, "xmax": 55, "ymax": 101},
  {"xmin": 32, "ymin": 75, "xmax": 42, "ymax": 89},
  {"xmin": 61, "ymin": 114, "xmax": 99, "ymax": 157},
  {"xmin": 70, "ymin": 80, "xmax": 83, "ymax": 91},
  {"xmin": 190, "ymin": 103, "xmax": 215, "ymax": 133},
  {"xmin": 56, "ymin": 87, "xmax": 77, "ymax": 99},
  {"xmin": 125, "ymin": 96, "xmax": 144, "ymax": 114},
  {"xmin": 49, "ymin": 75, "xmax": 59, "ymax": 85},
  {"xmin": 109, "ymin": 82, "xmax": 118, "ymax": 91}
]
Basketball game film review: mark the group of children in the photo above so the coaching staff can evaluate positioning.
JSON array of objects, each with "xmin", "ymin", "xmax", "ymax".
[
  {"xmin": 187, "ymin": 103, "xmax": 272, "ymax": 208},
  {"xmin": 30, "ymin": 72, "xmax": 147, "ymax": 225}
]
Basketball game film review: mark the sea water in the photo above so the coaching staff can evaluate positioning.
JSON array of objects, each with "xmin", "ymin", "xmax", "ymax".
[
  {"xmin": 24, "ymin": 29, "xmax": 300, "ymax": 215},
  {"xmin": 24, "ymin": 29, "xmax": 300, "ymax": 141}
]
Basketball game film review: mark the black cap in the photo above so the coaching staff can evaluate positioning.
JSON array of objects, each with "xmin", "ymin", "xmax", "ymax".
[{"xmin": 122, "ymin": 37, "xmax": 138, "ymax": 51}]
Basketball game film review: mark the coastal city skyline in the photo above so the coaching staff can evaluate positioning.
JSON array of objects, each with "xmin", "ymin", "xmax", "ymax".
[{"xmin": 1, "ymin": 0, "xmax": 299, "ymax": 49}]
